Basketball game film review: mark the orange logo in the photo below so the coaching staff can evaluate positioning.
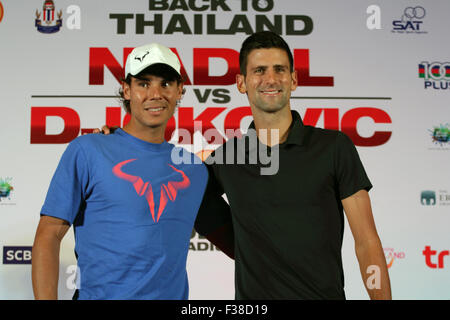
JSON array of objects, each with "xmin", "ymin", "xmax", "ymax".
[
  {"xmin": 384, "ymin": 248, "xmax": 405, "ymax": 269},
  {"xmin": 112, "ymin": 159, "xmax": 190, "ymax": 223}
]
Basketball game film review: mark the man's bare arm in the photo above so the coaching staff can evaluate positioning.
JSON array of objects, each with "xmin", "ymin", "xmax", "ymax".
[
  {"xmin": 342, "ymin": 190, "xmax": 392, "ymax": 300},
  {"xmin": 32, "ymin": 215, "xmax": 70, "ymax": 300}
]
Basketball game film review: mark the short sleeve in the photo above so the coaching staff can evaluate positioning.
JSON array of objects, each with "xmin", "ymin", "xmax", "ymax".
[
  {"xmin": 334, "ymin": 132, "xmax": 372, "ymax": 200},
  {"xmin": 40, "ymin": 139, "xmax": 89, "ymax": 225},
  {"xmin": 194, "ymin": 162, "xmax": 232, "ymax": 236}
]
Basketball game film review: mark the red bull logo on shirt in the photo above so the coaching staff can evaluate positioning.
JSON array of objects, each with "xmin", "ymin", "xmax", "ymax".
[{"xmin": 112, "ymin": 159, "xmax": 190, "ymax": 222}]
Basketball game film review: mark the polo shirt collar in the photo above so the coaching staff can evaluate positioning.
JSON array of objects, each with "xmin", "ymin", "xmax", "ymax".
[{"xmin": 246, "ymin": 110, "xmax": 306, "ymax": 147}]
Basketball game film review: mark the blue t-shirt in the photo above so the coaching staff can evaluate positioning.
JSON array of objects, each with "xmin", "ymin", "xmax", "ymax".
[{"xmin": 41, "ymin": 128, "xmax": 208, "ymax": 300}]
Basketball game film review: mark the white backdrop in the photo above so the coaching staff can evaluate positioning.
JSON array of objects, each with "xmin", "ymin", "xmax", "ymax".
[{"xmin": 0, "ymin": 0, "xmax": 449, "ymax": 300}]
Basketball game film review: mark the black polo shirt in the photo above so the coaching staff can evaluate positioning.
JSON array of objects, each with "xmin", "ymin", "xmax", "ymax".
[{"xmin": 194, "ymin": 110, "xmax": 372, "ymax": 299}]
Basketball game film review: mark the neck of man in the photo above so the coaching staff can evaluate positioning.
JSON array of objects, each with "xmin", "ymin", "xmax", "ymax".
[
  {"xmin": 123, "ymin": 121, "xmax": 166, "ymax": 144},
  {"xmin": 251, "ymin": 105, "xmax": 293, "ymax": 147}
]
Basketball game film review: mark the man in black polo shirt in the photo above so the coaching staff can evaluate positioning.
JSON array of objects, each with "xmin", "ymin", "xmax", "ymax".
[{"xmin": 194, "ymin": 31, "xmax": 391, "ymax": 299}]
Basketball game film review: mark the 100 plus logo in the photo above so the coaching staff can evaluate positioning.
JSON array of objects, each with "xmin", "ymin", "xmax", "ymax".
[{"xmin": 419, "ymin": 62, "xmax": 450, "ymax": 90}]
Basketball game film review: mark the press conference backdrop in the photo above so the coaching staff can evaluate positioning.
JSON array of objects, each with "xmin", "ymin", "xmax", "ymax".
[{"xmin": 0, "ymin": 0, "xmax": 449, "ymax": 300}]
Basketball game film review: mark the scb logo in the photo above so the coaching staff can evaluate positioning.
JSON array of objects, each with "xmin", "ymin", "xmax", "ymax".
[{"xmin": 3, "ymin": 246, "xmax": 32, "ymax": 264}]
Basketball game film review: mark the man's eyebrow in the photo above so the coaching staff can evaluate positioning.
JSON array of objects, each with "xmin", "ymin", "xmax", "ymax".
[
  {"xmin": 273, "ymin": 64, "xmax": 288, "ymax": 69},
  {"xmin": 134, "ymin": 76, "xmax": 150, "ymax": 82},
  {"xmin": 251, "ymin": 65, "xmax": 267, "ymax": 70},
  {"xmin": 251, "ymin": 64, "xmax": 289, "ymax": 71},
  {"xmin": 134, "ymin": 76, "xmax": 174, "ymax": 82}
]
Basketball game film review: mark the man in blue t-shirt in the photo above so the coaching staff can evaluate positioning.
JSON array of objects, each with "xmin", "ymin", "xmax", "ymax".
[{"xmin": 32, "ymin": 43, "xmax": 208, "ymax": 300}]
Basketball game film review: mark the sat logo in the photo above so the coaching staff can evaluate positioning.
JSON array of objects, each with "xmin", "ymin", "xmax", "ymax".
[{"xmin": 392, "ymin": 6, "xmax": 427, "ymax": 33}]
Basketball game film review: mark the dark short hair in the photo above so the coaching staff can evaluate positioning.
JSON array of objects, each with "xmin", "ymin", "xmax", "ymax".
[
  {"xmin": 239, "ymin": 31, "xmax": 294, "ymax": 76},
  {"xmin": 118, "ymin": 64, "xmax": 184, "ymax": 113}
]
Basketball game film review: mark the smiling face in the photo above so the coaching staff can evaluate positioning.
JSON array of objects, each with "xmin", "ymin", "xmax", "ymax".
[
  {"xmin": 122, "ymin": 73, "xmax": 183, "ymax": 132},
  {"xmin": 236, "ymin": 48, "xmax": 297, "ymax": 114}
]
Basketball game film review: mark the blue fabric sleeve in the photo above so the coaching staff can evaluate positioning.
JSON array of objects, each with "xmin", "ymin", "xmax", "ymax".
[{"xmin": 41, "ymin": 139, "xmax": 89, "ymax": 225}]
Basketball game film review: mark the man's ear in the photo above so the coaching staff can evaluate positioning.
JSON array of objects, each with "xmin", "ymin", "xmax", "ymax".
[
  {"xmin": 177, "ymin": 82, "xmax": 184, "ymax": 100},
  {"xmin": 122, "ymin": 81, "xmax": 131, "ymax": 100},
  {"xmin": 291, "ymin": 70, "xmax": 298, "ymax": 91},
  {"xmin": 236, "ymin": 74, "xmax": 247, "ymax": 94}
]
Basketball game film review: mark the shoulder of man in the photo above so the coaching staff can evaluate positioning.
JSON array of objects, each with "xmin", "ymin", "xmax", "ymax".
[
  {"xmin": 300, "ymin": 124, "xmax": 343, "ymax": 147},
  {"xmin": 203, "ymin": 136, "xmax": 241, "ymax": 167},
  {"xmin": 71, "ymin": 131, "xmax": 116, "ymax": 149}
]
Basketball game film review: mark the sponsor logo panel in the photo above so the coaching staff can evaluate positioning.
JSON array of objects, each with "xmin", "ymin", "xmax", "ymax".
[
  {"xmin": 392, "ymin": 6, "xmax": 427, "ymax": 34},
  {"xmin": 35, "ymin": 0, "xmax": 63, "ymax": 34},
  {"xmin": 428, "ymin": 124, "xmax": 449, "ymax": 150},
  {"xmin": 384, "ymin": 247, "xmax": 405, "ymax": 269},
  {"xmin": 3, "ymin": 246, "xmax": 32, "ymax": 265},
  {"xmin": 0, "ymin": 177, "xmax": 15, "ymax": 205},
  {"xmin": 423, "ymin": 246, "xmax": 449, "ymax": 269},
  {"xmin": 419, "ymin": 62, "xmax": 450, "ymax": 90},
  {"xmin": 421, "ymin": 190, "xmax": 450, "ymax": 206}
]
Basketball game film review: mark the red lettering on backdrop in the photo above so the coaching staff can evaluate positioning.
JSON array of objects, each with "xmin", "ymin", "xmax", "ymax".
[
  {"xmin": 303, "ymin": 108, "xmax": 339, "ymax": 130},
  {"xmin": 30, "ymin": 107, "xmax": 80, "ymax": 144},
  {"xmin": 89, "ymin": 47, "xmax": 334, "ymax": 87},
  {"xmin": 178, "ymin": 107, "xmax": 226, "ymax": 144},
  {"xmin": 341, "ymin": 107, "xmax": 392, "ymax": 147},
  {"xmin": 193, "ymin": 48, "xmax": 240, "ymax": 85},
  {"xmin": 294, "ymin": 49, "xmax": 334, "ymax": 86},
  {"xmin": 171, "ymin": 49, "xmax": 192, "ymax": 85},
  {"xmin": 224, "ymin": 106, "xmax": 253, "ymax": 138},
  {"xmin": 31, "ymin": 107, "xmax": 392, "ymax": 147},
  {"xmin": 105, "ymin": 107, "xmax": 122, "ymax": 127},
  {"xmin": 105, "ymin": 107, "xmax": 131, "ymax": 128},
  {"xmin": 423, "ymin": 246, "xmax": 438, "ymax": 269},
  {"xmin": 33, "ymin": 48, "xmax": 392, "ymax": 146},
  {"xmin": 303, "ymin": 108, "xmax": 392, "ymax": 146},
  {"xmin": 89, "ymin": 48, "xmax": 131, "ymax": 85},
  {"xmin": 89, "ymin": 48, "xmax": 191, "ymax": 85},
  {"xmin": 105, "ymin": 106, "xmax": 252, "ymax": 142}
]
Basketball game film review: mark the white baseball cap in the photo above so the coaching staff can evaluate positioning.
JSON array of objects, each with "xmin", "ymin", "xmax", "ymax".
[{"xmin": 124, "ymin": 43, "xmax": 181, "ymax": 78}]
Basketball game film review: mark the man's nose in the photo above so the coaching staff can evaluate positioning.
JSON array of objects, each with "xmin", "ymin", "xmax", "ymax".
[
  {"xmin": 263, "ymin": 69, "xmax": 277, "ymax": 84},
  {"xmin": 147, "ymin": 84, "xmax": 163, "ymax": 99}
]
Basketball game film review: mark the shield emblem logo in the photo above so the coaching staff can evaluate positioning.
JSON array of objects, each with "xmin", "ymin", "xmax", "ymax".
[{"xmin": 35, "ymin": 0, "xmax": 62, "ymax": 33}]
